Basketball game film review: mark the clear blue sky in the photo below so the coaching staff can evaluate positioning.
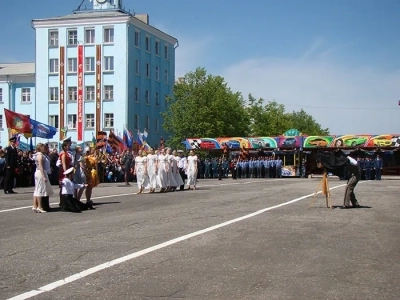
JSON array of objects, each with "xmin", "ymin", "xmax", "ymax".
[{"xmin": 1, "ymin": 0, "xmax": 399, "ymax": 134}]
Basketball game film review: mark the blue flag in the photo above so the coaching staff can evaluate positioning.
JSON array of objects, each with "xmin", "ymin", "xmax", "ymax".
[{"xmin": 29, "ymin": 118, "xmax": 57, "ymax": 139}]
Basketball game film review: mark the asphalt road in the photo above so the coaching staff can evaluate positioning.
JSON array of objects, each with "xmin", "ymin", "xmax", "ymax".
[{"xmin": 0, "ymin": 178, "xmax": 399, "ymax": 300}]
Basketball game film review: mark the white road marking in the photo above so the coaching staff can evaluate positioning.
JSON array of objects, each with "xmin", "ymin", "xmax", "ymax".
[
  {"xmin": 0, "ymin": 179, "xmax": 292, "ymax": 214},
  {"xmin": 6, "ymin": 183, "xmax": 347, "ymax": 300}
]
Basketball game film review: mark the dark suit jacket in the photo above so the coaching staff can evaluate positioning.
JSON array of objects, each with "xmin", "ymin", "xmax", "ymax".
[{"xmin": 5, "ymin": 146, "xmax": 18, "ymax": 169}]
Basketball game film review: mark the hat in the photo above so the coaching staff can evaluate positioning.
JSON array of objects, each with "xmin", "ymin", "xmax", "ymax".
[
  {"xmin": 62, "ymin": 136, "xmax": 72, "ymax": 142},
  {"xmin": 9, "ymin": 137, "xmax": 17, "ymax": 142},
  {"xmin": 85, "ymin": 146, "xmax": 90, "ymax": 152},
  {"xmin": 63, "ymin": 167, "xmax": 74, "ymax": 175},
  {"xmin": 177, "ymin": 150, "xmax": 184, "ymax": 153}
]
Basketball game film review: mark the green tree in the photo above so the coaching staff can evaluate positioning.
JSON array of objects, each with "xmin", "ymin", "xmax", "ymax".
[
  {"xmin": 287, "ymin": 109, "xmax": 329, "ymax": 135},
  {"xmin": 162, "ymin": 67, "xmax": 250, "ymax": 149}
]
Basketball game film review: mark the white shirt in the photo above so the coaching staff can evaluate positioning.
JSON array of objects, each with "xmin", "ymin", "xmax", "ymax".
[
  {"xmin": 177, "ymin": 156, "xmax": 186, "ymax": 168},
  {"xmin": 60, "ymin": 177, "xmax": 85, "ymax": 195}
]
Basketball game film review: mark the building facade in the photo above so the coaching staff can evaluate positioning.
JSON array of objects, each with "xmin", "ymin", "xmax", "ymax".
[
  {"xmin": 32, "ymin": 0, "xmax": 177, "ymax": 148},
  {"xmin": 0, "ymin": 63, "xmax": 35, "ymax": 147}
]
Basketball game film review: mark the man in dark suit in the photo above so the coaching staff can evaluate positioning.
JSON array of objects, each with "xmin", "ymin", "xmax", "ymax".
[{"xmin": 4, "ymin": 137, "xmax": 18, "ymax": 194}]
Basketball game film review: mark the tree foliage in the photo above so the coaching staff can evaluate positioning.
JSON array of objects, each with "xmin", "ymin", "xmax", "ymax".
[
  {"xmin": 286, "ymin": 109, "xmax": 329, "ymax": 135},
  {"xmin": 162, "ymin": 67, "xmax": 249, "ymax": 149}
]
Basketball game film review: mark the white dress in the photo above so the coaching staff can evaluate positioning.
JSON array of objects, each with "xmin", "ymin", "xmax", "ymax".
[
  {"xmin": 167, "ymin": 154, "xmax": 178, "ymax": 187},
  {"xmin": 173, "ymin": 155, "xmax": 184, "ymax": 186},
  {"xmin": 33, "ymin": 153, "xmax": 54, "ymax": 197},
  {"xmin": 157, "ymin": 154, "xmax": 168, "ymax": 189},
  {"xmin": 135, "ymin": 156, "xmax": 148, "ymax": 189},
  {"xmin": 187, "ymin": 155, "xmax": 198, "ymax": 186},
  {"xmin": 146, "ymin": 154, "xmax": 158, "ymax": 189}
]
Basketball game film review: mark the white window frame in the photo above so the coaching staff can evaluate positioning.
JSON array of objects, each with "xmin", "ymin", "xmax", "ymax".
[
  {"xmin": 135, "ymin": 59, "xmax": 140, "ymax": 75},
  {"xmin": 21, "ymin": 88, "xmax": 31, "ymax": 103},
  {"xmin": 134, "ymin": 114, "xmax": 139, "ymax": 129},
  {"xmin": 0, "ymin": 115, "xmax": 3, "ymax": 129},
  {"xmin": 135, "ymin": 30, "xmax": 140, "ymax": 47},
  {"xmin": 145, "ymin": 36, "xmax": 150, "ymax": 52},
  {"xmin": 164, "ymin": 45, "xmax": 169, "ymax": 60},
  {"xmin": 146, "ymin": 63, "xmax": 150, "ymax": 78},
  {"xmin": 49, "ymin": 58, "xmax": 59, "ymax": 74},
  {"xmin": 164, "ymin": 94, "xmax": 168, "ymax": 107},
  {"xmin": 67, "ymin": 29, "xmax": 78, "ymax": 46},
  {"xmin": 67, "ymin": 114, "xmax": 77, "ymax": 129},
  {"xmin": 145, "ymin": 90, "xmax": 150, "ymax": 104},
  {"xmin": 85, "ymin": 28, "xmax": 95, "ymax": 44},
  {"xmin": 85, "ymin": 86, "xmax": 95, "ymax": 101},
  {"xmin": 145, "ymin": 116, "xmax": 150, "ymax": 131},
  {"xmin": 104, "ymin": 113, "xmax": 114, "ymax": 128},
  {"xmin": 85, "ymin": 57, "xmax": 95, "ymax": 72},
  {"xmin": 104, "ymin": 85, "xmax": 114, "ymax": 100},
  {"xmin": 68, "ymin": 58, "xmax": 78, "ymax": 73},
  {"xmin": 155, "ymin": 118, "xmax": 159, "ymax": 132},
  {"xmin": 155, "ymin": 66, "xmax": 159, "ymax": 81},
  {"xmin": 104, "ymin": 27, "xmax": 114, "ymax": 44},
  {"xmin": 134, "ymin": 87, "xmax": 139, "ymax": 102},
  {"xmin": 164, "ymin": 70, "xmax": 169, "ymax": 84},
  {"xmin": 49, "ymin": 115, "xmax": 59, "ymax": 128},
  {"xmin": 0, "ymin": 88, "xmax": 3, "ymax": 102},
  {"xmin": 49, "ymin": 87, "xmax": 58, "ymax": 101},
  {"xmin": 104, "ymin": 56, "xmax": 114, "ymax": 71},
  {"xmin": 68, "ymin": 87, "xmax": 77, "ymax": 101},
  {"xmin": 155, "ymin": 40, "xmax": 160, "ymax": 56},
  {"xmin": 155, "ymin": 92, "xmax": 159, "ymax": 106},
  {"xmin": 49, "ymin": 30, "xmax": 59, "ymax": 47},
  {"xmin": 85, "ymin": 113, "xmax": 95, "ymax": 128}
]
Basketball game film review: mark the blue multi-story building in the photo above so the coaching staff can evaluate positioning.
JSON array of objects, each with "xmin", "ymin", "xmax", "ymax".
[
  {"xmin": 0, "ymin": 63, "xmax": 35, "ymax": 147},
  {"xmin": 32, "ymin": 0, "xmax": 178, "ymax": 148}
]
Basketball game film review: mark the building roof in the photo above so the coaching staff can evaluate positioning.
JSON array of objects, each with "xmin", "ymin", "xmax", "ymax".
[
  {"xmin": 0, "ymin": 63, "xmax": 35, "ymax": 76},
  {"xmin": 32, "ymin": 10, "xmax": 130, "ymax": 21}
]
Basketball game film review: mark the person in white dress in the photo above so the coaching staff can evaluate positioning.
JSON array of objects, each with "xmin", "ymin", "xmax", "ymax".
[
  {"xmin": 146, "ymin": 148, "xmax": 158, "ymax": 193},
  {"xmin": 165, "ymin": 148, "xmax": 178, "ymax": 192},
  {"xmin": 32, "ymin": 143, "xmax": 54, "ymax": 213},
  {"xmin": 172, "ymin": 150, "xmax": 184, "ymax": 189},
  {"xmin": 133, "ymin": 150, "xmax": 148, "ymax": 194},
  {"xmin": 157, "ymin": 148, "xmax": 168, "ymax": 193},
  {"xmin": 186, "ymin": 150, "xmax": 198, "ymax": 190}
]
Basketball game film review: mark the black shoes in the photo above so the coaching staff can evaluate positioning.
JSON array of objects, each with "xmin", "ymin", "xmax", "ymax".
[{"xmin": 4, "ymin": 190, "xmax": 17, "ymax": 194}]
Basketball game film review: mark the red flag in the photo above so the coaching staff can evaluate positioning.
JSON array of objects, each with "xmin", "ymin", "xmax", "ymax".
[{"xmin": 4, "ymin": 109, "xmax": 32, "ymax": 134}]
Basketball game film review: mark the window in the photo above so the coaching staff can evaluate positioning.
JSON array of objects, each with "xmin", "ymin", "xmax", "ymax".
[
  {"xmin": 85, "ymin": 113, "xmax": 95, "ymax": 128},
  {"xmin": 155, "ymin": 118, "xmax": 159, "ymax": 132},
  {"xmin": 145, "ymin": 36, "xmax": 150, "ymax": 51},
  {"xmin": 134, "ymin": 114, "xmax": 139, "ymax": 129},
  {"xmin": 164, "ymin": 45, "xmax": 169, "ymax": 59},
  {"xmin": 145, "ymin": 116, "xmax": 150, "ymax": 130},
  {"xmin": 68, "ymin": 87, "xmax": 77, "ymax": 101},
  {"xmin": 49, "ymin": 30, "xmax": 58, "ymax": 47},
  {"xmin": 155, "ymin": 92, "xmax": 159, "ymax": 106},
  {"xmin": 145, "ymin": 90, "xmax": 150, "ymax": 104},
  {"xmin": 155, "ymin": 66, "xmax": 159, "ymax": 81},
  {"xmin": 85, "ymin": 28, "xmax": 95, "ymax": 44},
  {"xmin": 134, "ymin": 87, "xmax": 139, "ymax": 102},
  {"xmin": 164, "ymin": 70, "xmax": 168, "ymax": 83},
  {"xmin": 0, "ymin": 115, "xmax": 3, "ymax": 129},
  {"xmin": 155, "ymin": 41, "xmax": 160, "ymax": 55},
  {"xmin": 164, "ymin": 94, "xmax": 168, "ymax": 107},
  {"xmin": 68, "ymin": 114, "xmax": 77, "ymax": 129},
  {"xmin": 135, "ymin": 59, "xmax": 140, "ymax": 75},
  {"xmin": 49, "ymin": 59, "xmax": 59, "ymax": 73},
  {"xmin": 49, "ymin": 115, "xmax": 59, "ymax": 128},
  {"xmin": 0, "ymin": 88, "xmax": 2, "ymax": 102},
  {"xmin": 85, "ymin": 86, "xmax": 95, "ymax": 101},
  {"xmin": 135, "ymin": 30, "xmax": 140, "ymax": 47},
  {"xmin": 49, "ymin": 87, "xmax": 58, "ymax": 101},
  {"xmin": 104, "ymin": 113, "xmax": 114, "ymax": 128},
  {"xmin": 104, "ymin": 85, "xmax": 114, "ymax": 100},
  {"xmin": 146, "ymin": 63, "xmax": 150, "ymax": 78},
  {"xmin": 68, "ymin": 58, "xmax": 77, "ymax": 73},
  {"xmin": 104, "ymin": 56, "xmax": 114, "ymax": 71},
  {"xmin": 85, "ymin": 57, "xmax": 95, "ymax": 72},
  {"xmin": 104, "ymin": 27, "xmax": 114, "ymax": 43},
  {"xmin": 21, "ymin": 88, "xmax": 31, "ymax": 102},
  {"xmin": 67, "ymin": 29, "xmax": 78, "ymax": 45}
]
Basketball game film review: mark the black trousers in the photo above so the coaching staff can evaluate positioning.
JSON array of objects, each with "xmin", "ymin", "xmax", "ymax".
[
  {"xmin": 4, "ymin": 168, "xmax": 16, "ymax": 192},
  {"xmin": 179, "ymin": 168, "xmax": 186, "ymax": 190}
]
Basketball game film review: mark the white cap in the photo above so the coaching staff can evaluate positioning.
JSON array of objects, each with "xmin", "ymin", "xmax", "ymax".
[
  {"xmin": 85, "ymin": 146, "xmax": 90, "ymax": 152},
  {"xmin": 63, "ymin": 167, "xmax": 74, "ymax": 175}
]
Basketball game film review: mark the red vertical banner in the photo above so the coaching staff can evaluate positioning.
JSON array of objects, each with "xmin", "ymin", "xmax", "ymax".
[
  {"xmin": 77, "ymin": 45, "xmax": 84, "ymax": 141},
  {"xmin": 59, "ymin": 46, "xmax": 65, "ymax": 140},
  {"xmin": 95, "ymin": 45, "xmax": 102, "ymax": 133}
]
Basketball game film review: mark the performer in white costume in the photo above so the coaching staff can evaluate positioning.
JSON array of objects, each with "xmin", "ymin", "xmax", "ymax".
[
  {"xmin": 134, "ymin": 150, "xmax": 148, "ymax": 194},
  {"xmin": 157, "ymin": 148, "xmax": 168, "ymax": 193},
  {"xmin": 146, "ymin": 148, "xmax": 158, "ymax": 193},
  {"xmin": 186, "ymin": 150, "xmax": 198, "ymax": 190},
  {"xmin": 165, "ymin": 148, "xmax": 178, "ymax": 191},
  {"xmin": 172, "ymin": 150, "xmax": 184, "ymax": 189}
]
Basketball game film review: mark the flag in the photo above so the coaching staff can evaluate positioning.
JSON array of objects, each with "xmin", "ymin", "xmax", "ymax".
[
  {"xmin": 108, "ymin": 130, "xmax": 124, "ymax": 152},
  {"xmin": 29, "ymin": 118, "xmax": 57, "ymax": 139},
  {"xmin": 137, "ymin": 129, "xmax": 143, "ymax": 146},
  {"xmin": 143, "ymin": 129, "xmax": 148, "ymax": 140},
  {"xmin": 123, "ymin": 129, "xmax": 133, "ymax": 148},
  {"xmin": 29, "ymin": 138, "xmax": 34, "ymax": 151},
  {"xmin": 4, "ymin": 109, "xmax": 32, "ymax": 134},
  {"xmin": 91, "ymin": 132, "xmax": 96, "ymax": 148},
  {"xmin": 96, "ymin": 131, "xmax": 107, "ymax": 148}
]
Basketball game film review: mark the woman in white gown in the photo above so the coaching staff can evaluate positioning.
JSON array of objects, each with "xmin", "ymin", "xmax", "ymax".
[
  {"xmin": 186, "ymin": 150, "xmax": 198, "ymax": 190},
  {"xmin": 134, "ymin": 150, "xmax": 148, "ymax": 194},
  {"xmin": 165, "ymin": 148, "xmax": 178, "ymax": 192},
  {"xmin": 157, "ymin": 148, "xmax": 168, "ymax": 193},
  {"xmin": 172, "ymin": 150, "xmax": 184, "ymax": 189},
  {"xmin": 146, "ymin": 148, "xmax": 158, "ymax": 193}
]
